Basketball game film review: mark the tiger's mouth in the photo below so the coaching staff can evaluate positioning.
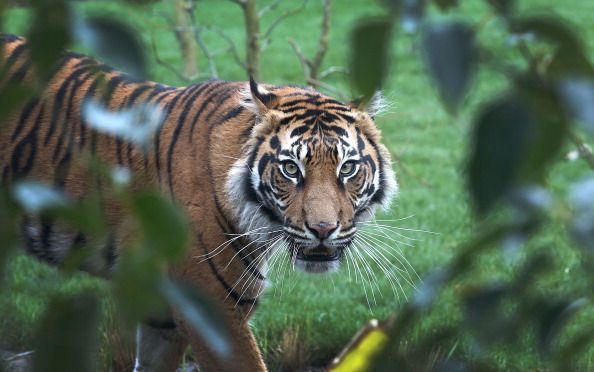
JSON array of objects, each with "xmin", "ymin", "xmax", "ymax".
[{"xmin": 296, "ymin": 245, "xmax": 341, "ymax": 262}]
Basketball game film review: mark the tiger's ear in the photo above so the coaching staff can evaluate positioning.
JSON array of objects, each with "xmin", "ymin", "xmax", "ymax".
[
  {"xmin": 240, "ymin": 76, "xmax": 279, "ymax": 115},
  {"xmin": 348, "ymin": 91, "xmax": 387, "ymax": 119}
]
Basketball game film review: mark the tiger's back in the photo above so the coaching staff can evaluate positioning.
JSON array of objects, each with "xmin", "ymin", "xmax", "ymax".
[{"xmin": 0, "ymin": 34, "xmax": 255, "ymax": 269}]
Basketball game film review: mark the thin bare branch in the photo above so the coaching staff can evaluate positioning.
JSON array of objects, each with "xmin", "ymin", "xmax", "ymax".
[
  {"xmin": 205, "ymin": 25, "xmax": 248, "ymax": 70},
  {"xmin": 261, "ymin": 0, "xmax": 308, "ymax": 48},
  {"xmin": 306, "ymin": 78, "xmax": 348, "ymax": 101},
  {"xmin": 310, "ymin": 0, "xmax": 331, "ymax": 79},
  {"xmin": 288, "ymin": 38, "xmax": 310, "ymax": 81},
  {"xmin": 179, "ymin": 2, "xmax": 217, "ymax": 78},
  {"xmin": 568, "ymin": 129, "xmax": 594, "ymax": 170},
  {"xmin": 258, "ymin": 0, "xmax": 283, "ymax": 18},
  {"xmin": 151, "ymin": 35, "xmax": 204, "ymax": 82},
  {"xmin": 318, "ymin": 66, "xmax": 349, "ymax": 80}
]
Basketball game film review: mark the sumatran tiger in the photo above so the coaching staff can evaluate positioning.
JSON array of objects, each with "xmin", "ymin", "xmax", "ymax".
[{"xmin": 0, "ymin": 33, "xmax": 398, "ymax": 372}]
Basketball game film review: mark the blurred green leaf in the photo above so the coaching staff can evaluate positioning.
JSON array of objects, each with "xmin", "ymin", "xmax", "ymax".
[
  {"xmin": 546, "ymin": 48, "xmax": 594, "ymax": 79},
  {"xmin": 433, "ymin": 0, "xmax": 459, "ymax": 11},
  {"xmin": 401, "ymin": 0, "xmax": 426, "ymax": 32},
  {"xmin": 12, "ymin": 181, "xmax": 69, "ymax": 214},
  {"xmin": 74, "ymin": 16, "xmax": 147, "ymax": 78},
  {"xmin": 559, "ymin": 78, "xmax": 594, "ymax": 133},
  {"xmin": 467, "ymin": 96, "xmax": 532, "ymax": 216},
  {"xmin": 131, "ymin": 191, "xmax": 188, "ymax": 261},
  {"xmin": 486, "ymin": 0, "xmax": 514, "ymax": 16},
  {"xmin": 159, "ymin": 278, "xmax": 232, "ymax": 361},
  {"xmin": 569, "ymin": 177, "xmax": 594, "ymax": 251},
  {"xmin": 0, "ymin": 186, "xmax": 20, "ymax": 283},
  {"xmin": 464, "ymin": 284, "xmax": 514, "ymax": 346},
  {"xmin": 123, "ymin": 0, "xmax": 161, "ymax": 4},
  {"xmin": 29, "ymin": 0, "xmax": 71, "ymax": 82},
  {"xmin": 538, "ymin": 298, "xmax": 589, "ymax": 355},
  {"xmin": 510, "ymin": 16, "xmax": 582, "ymax": 53},
  {"xmin": 516, "ymin": 76, "xmax": 567, "ymax": 183},
  {"xmin": 112, "ymin": 249, "xmax": 167, "ymax": 324},
  {"xmin": 350, "ymin": 18, "xmax": 392, "ymax": 102},
  {"xmin": 0, "ymin": 85, "xmax": 33, "ymax": 129},
  {"xmin": 32, "ymin": 293, "xmax": 100, "ymax": 372},
  {"xmin": 422, "ymin": 21, "xmax": 475, "ymax": 114}
]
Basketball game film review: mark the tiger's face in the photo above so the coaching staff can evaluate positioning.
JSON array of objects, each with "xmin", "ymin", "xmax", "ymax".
[{"xmin": 227, "ymin": 80, "xmax": 397, "ymax": 273}]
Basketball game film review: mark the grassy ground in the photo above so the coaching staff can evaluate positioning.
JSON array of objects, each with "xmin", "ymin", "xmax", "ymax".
[{"xmin": 2, "ymin": 0, "xmax": 594, "ymax": 370}]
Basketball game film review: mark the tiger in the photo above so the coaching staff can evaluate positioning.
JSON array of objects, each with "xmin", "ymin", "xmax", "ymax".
[{"xmin": 0, "ymin": 33, "xmax": 397, "ymax": 372}]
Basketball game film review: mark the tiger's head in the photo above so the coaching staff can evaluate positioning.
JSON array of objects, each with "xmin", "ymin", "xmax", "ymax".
[{"xmin": 226, "ymin": 79, "xmax": 397, "ymax": 273}]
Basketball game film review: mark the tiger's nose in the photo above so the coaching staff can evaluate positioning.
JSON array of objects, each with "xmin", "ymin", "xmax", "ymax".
[{"xmin": 307, "ymin": 222, "xmax": 338, "ymax": 239}]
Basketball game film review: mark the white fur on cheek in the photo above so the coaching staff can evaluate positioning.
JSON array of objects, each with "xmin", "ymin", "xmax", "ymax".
[{"xmin": 225, "ymin": 159, "xmax": 281, "ymax": 245}]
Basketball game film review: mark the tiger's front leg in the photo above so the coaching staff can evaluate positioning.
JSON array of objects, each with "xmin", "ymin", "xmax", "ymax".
[
  {"xmin": 179, "ymin": 312, "xmax": 267, "ymax": 372},
  {"xmin": 133, "ymin": 321, "xmax": 187, "ymax": 372}
]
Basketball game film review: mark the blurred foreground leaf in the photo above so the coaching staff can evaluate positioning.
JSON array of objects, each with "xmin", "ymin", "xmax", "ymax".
[
  {"xmin": 558, "ymin": 78, "xmax": 594, "ymax": 134},
  {"xmin": 538, "ymin": 298, "xmax": 589, "ymax": 355},
  {"xmin": 510, "ymin": 16, "xmax": 582, "ymax": 53},
  {"xmin": 32, "ymin": 294, "xmax": 100, "ymax": 372},
  {"xmin": 400, "ymin": 0, "xmax": 426, "ymax": 32},
  {"xmin": 0, "ymin": 85, "xmax": 33, "ymax": 129},
  {"xmin": 0, "ymin": 187, "xmax": 20, "ymax": 283},
  {"xmin": 12, "ymin": 181, "xmax": 68, "ymax": 214},
  {"xmin": 159, "ymin": 278, "xmax": 232, "ymax": 361},
  {"xmin": 487, "ymin": 0, "xmax": 514, "ymax": 17},
  {"xmin": 350, "ymin": 18, "xmax": 392, "ymax": 102},
  {"xmin": 112, "ymin": 249, "xmax": 167, "ymax": 323},
  {"xmin": 74, "ymin": 16, "xmax": 147, "ymax": 78},
  {"xmin": 468, "ymin": 96, "xmax": 531, "ymax": 215},
  {"xmin": 132, "ymin": 191, "xmax": 188, "ymax": 261},
  {"xmin": 434, "ymin": 0, "xmax": 459, "ymax": 11},
  {"xmin": 422, "ymin": 21, "xmax": 475, "ymax": 114},
  {"xmin": 29, "ymin": 0, "xmax": 71, "ymax": 83},
  {"xmin": 82, "ymin": 101, "xmax": 165, "ymax": 146},
  {"xmin": 464, "ymin": 284, "xmax": 513, "ymax": 346},
  {"xmin": 569, "ymin": 177, "xmax": 594, "ymax": 250}
]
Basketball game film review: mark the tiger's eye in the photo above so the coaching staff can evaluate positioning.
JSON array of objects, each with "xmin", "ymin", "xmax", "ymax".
[
  {"xmin": 340, "ymin": 161, "xmax": 355, "ymax": 176},
  {"xmin": 283, "ymin": 161, "xmax": 299, "ymax": 177}
]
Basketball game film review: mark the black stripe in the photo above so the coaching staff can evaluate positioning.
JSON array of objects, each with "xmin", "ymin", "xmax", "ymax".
[
  {"xmin": 188, "ymin": 81, "xmax": 227, "ymax": 137},
  {"xmin": 198, "ymin": 234, "xmax": 258, "ymax": 306},
  {"xmin": 154, "ymin": 87, "xmax": 191, "ymax": 185},
  {"xmin": 44, "ymin": 68, "xmax": 91, "ymax": 145},
  {"xmin": 216, "ymin": 106, "xmax": 244, "ymax": 126},
  {"xmin": 165, "ymin": 82, "xmax": 213, "ymax": 195},
  {"xmin": 214, "ymin": 216, "xmax": 265, "ymax": 281},
  {"xmin": 11, "ymin": 103, "xmax": 43, "ymax": 178},
  {"xmin": 10, "ymin": 98, "xmax": 38, "ymax": 141},
  {"xmin": 5, "ymin": 43, "xmax": 27, "ymax": 68}
]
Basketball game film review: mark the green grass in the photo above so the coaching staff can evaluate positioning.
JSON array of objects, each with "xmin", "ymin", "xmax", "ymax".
[{"xmin": 2, "ymin": 0, "xmax": 594, "ymax": 370}]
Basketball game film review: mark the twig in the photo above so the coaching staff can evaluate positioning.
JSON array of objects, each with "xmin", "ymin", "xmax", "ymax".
[
  {"xmin": 187, "ymin": 9, "xmax": 218, "ymax": 78},
  {"xmin": 205, "ymin": 25, "xmax": 248, "ymax": 70},
  {"xmin": 151, "ymin": 35, "xmax": 199, "ymax": 82},
  {"xmin": 306, "ymin": 78, "xmax": 348, "ymax": 101},
  {"xmin": 261, "ymin": 0, "xmax": 308, "ymax": 48},
  {"xmin": 258, "ymin": 0, "xmax": 283, "ymax": 18},
  {"xmin": 288, "ymin": 38, "xmax": 310, "ymax": 81},
  {"xmin": 319, "ymin": 66, "xmax": 349, "ymax": 79},
  {"xmin": 567, "ymin": 128, "xmax": 594, "ymax": 170},
  {"xmin": 310, "ymin": 0, "xmax": 331, "ymax": 79}
]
